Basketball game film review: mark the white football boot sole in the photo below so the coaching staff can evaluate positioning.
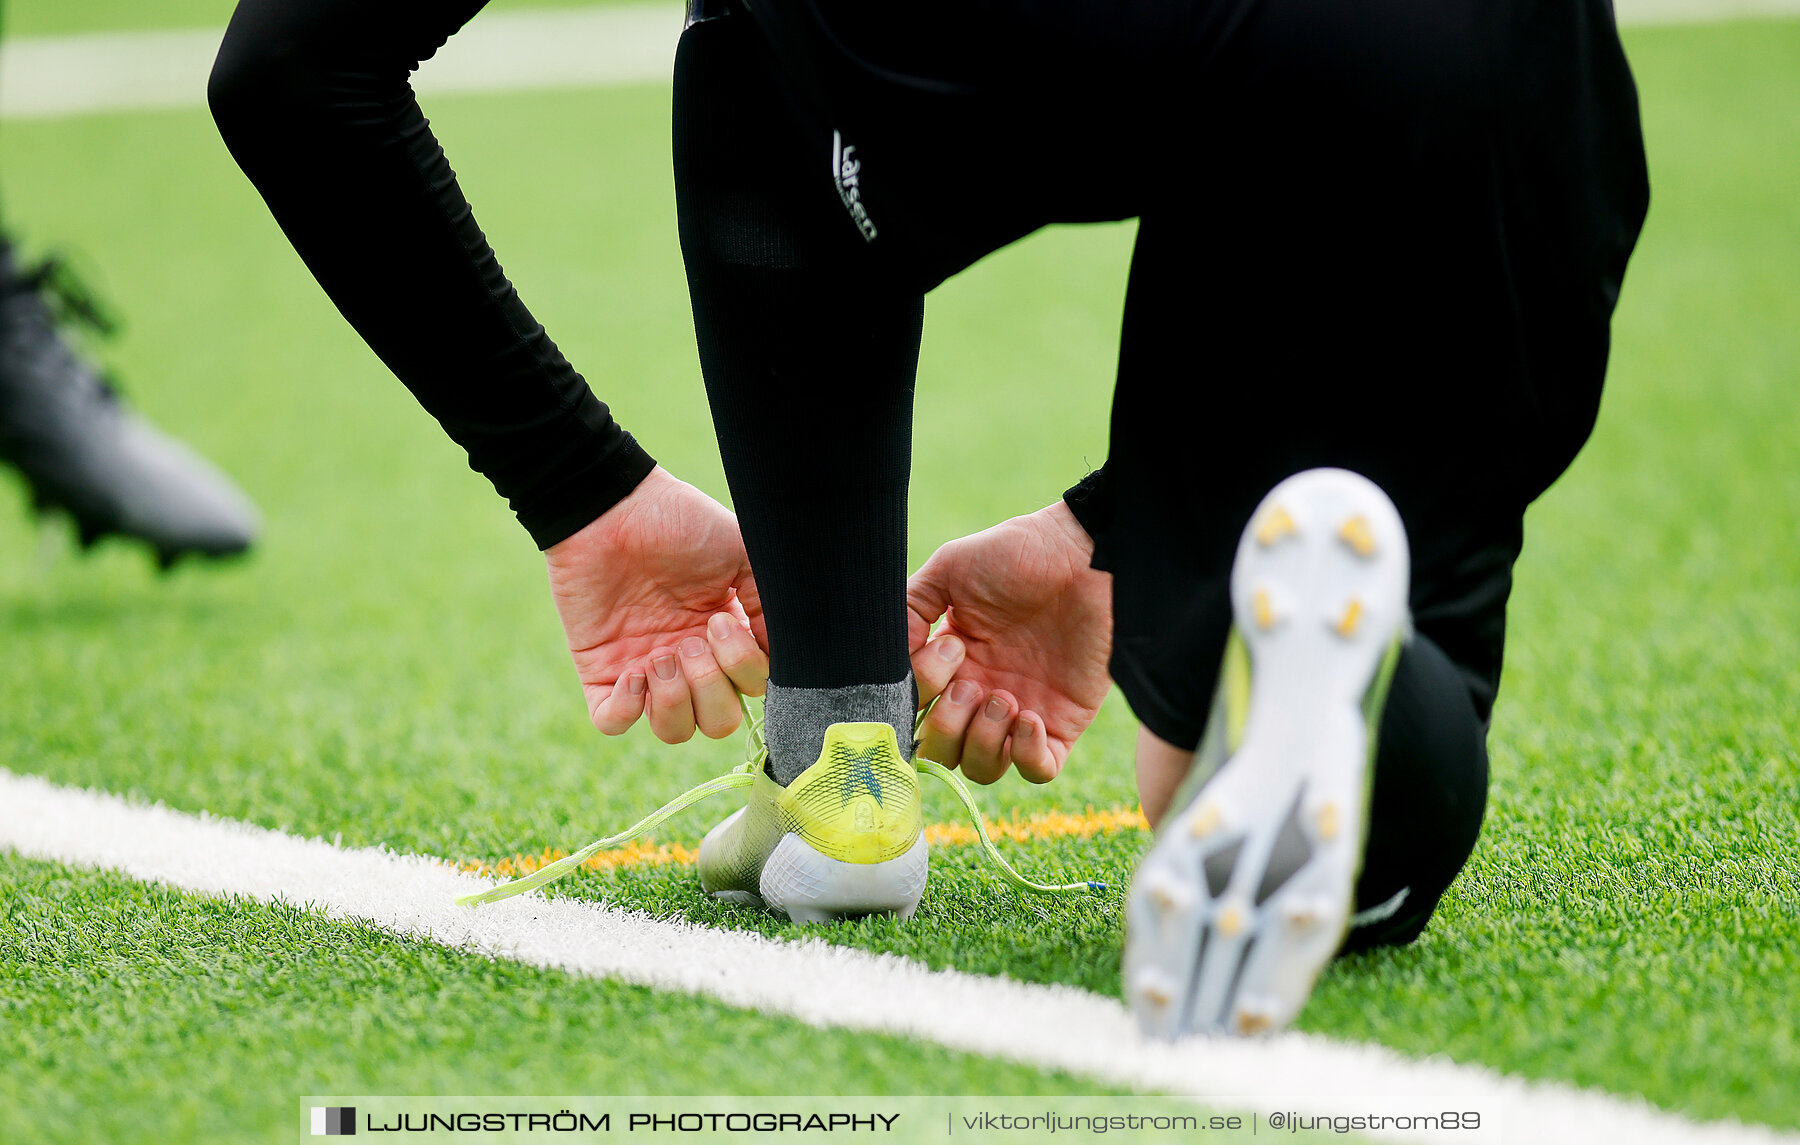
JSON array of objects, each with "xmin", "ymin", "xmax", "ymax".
[{"xmin": 1125, "ymin": 468, "xmax": 1409, "ymax": 1037}]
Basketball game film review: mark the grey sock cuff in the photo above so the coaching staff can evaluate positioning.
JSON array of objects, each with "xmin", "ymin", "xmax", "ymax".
[{"xmin": 763, "ymin": 676, "xmax": 916, "ymax": 785}]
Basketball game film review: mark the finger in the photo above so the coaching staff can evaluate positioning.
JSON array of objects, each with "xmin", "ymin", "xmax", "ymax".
[
  {"xmin": 960, "ymin": 691, "xmax": 1018, "ymax": 785},
  {"xmin": 910, "ymin": 633, "xmax": 965, "ymax": 707},
  {"xmin": 730, "ymin": 581, "xmax": 769, "ymax": 653},
  {"xmin": 680, "ymin": 635, "xmax": 743, "ymax": 739},
  {"xmin": 907, "ymin": 605, "xmax": 934, "ymax": 655},
  {"xmin": 917, "ymin": 677, "xmax": 982, "ymax": 768},
  {"xmin": 906, "ymin": 546, "xmax": 956, "ymax": 650},
  {"xmin": 590, "ymin": 671, "xmax": 648, "ymax": 735},
  {"xmin": 1009, "ymin": 710, "xmax": 1062, "ymax": 783},
  {"xmin": 645, "ymin": 646, "xmax": 697, "ymax": 744},
  {"xmin": 730, "ymin": 590, "xmax": 766, "ymax": 651},
  {"xmin": 707, "ymin": 612, "xmax": 768, "ymax": 699}
]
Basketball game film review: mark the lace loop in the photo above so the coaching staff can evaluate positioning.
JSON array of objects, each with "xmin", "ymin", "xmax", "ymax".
[
  {"xmin": 910, "ymin": 700, "xmax": 1104, "ymax": 895},
  {"xmin": 454, "ymin": 768, "xmax": 755, "ymax": 907},
  {"xmin": 913, "ymin": 757, "xmax": 1104, "ymax": 895}
]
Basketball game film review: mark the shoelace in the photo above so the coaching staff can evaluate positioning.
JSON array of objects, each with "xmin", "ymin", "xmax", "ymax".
[{"xmin": 456, "ymin": 696, "xmax": 1104, "ymax": 908}]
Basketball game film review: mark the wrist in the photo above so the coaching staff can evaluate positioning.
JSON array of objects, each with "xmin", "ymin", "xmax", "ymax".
[
  {"xmin": 524, "ymin": 436, "xmax": 658, "ymax": 551},
  {"xmin": 1037, "ymin": 499, "xmax": 1095, "ymax": 561},
  {"xmin": 547, "ymin": 465, "xmax": 673, "ymax": 561}
]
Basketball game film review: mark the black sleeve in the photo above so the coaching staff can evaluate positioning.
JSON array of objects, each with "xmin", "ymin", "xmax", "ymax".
[
  {"xmin": 1062, "ymin": 465, "xmax": 1113, "ymax": 547},
  {"xmin": 209, "ymin": 0, "xmax": 654, "ymax": 549}
]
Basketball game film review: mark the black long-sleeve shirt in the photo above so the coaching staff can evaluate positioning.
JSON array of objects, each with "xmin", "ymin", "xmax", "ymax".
[{"xmin": 210, "ymin": 0, "xmax": 653, "ymax": 549}]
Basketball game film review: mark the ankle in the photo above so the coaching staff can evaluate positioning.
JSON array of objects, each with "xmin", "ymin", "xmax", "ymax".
[{"xmin": 764, "ymin": 676, "xmax": 917, "ymax": 784}]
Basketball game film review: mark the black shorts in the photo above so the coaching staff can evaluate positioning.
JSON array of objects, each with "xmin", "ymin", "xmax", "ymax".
[{"xmin": 705, "ymin": 0, "xmax": 1648, "ymax": 745}]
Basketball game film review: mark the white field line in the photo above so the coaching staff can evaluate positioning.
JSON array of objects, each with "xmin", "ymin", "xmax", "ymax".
[
  {"xmin": 3, "ymin": 770, "xmax": 1794, "ymax": 1145},
  {"xmin": 2, "ymin": 0, "xmax": 1799, "ymax": 121}
]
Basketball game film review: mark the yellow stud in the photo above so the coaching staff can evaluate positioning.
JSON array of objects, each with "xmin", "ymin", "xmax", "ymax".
[
  {"xmin": 1187, "ymin": 802, "xmax": 1222, "ymax": 839},
  {"xmin": 1216, "ymin": 903, "xmax": 1246, "ymax": 938},
  {"xmin": 1235, "ymin": 1009, "xmax": 1274, "ymax": 1035},
  {"xmin": 1332, "ymin": 598, "xmax": 1364, "ymax": 638},
  {"xmin": 1253, "ymin": 588, "xmax": 1278, "ymax": 632},
  {"xmin": 1255, "ymin": 505, "xmax": 1297, "ymax": 546},
  {"xmin": 1286, "ymin": 903, "xmax": 1319, "ymax": 929},
  {"xmin": 1141, "ymin": 983, "xmax": 1172, "ymax": 1008},
  {"xmin": 1339, "ymin": 515, "xmax": 1377, "ymax": 558},
  {"xmin": 1150, "ymin": 883, "xmax": 1179, "ymax": 912},
  {"xmin": 1316, "ymin": 803, "xmax": 1340, "ymax": 841}
]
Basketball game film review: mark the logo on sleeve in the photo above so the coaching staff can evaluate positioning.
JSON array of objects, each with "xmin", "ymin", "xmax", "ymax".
[{"xmin": 832, "ymin": 131, "xmax": 878, "ymax": 242}]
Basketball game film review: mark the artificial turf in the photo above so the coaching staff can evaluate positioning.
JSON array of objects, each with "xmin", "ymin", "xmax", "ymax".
[
  {"xmin": 0, "ymin": 2, "xmax": 1796, "ymax": 1138},
  {"xmin": 0, "ymin": 854, "xmax": 1122, "ymax": 1145}
]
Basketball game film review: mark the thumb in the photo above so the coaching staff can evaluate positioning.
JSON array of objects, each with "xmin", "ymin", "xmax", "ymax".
[
  {"xmin": 906, "ymin": 545, "xmax": 956, "ymax": 652},
  {"xmin": 911, "ymin": 632, "xmax": 965, "ymax": 708},
  {"xmin": 731, "ymin": 576, "xmax": 769, "ymax": 651}
]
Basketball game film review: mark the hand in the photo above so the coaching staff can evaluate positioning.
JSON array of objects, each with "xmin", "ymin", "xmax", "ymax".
[
  {"xmin": 546, "ymin": 467, "xmax": 769, "ymax": 743},
  {"xmin": 907, "ymin": 501, "xmax": 1112, "ymax": 784}
]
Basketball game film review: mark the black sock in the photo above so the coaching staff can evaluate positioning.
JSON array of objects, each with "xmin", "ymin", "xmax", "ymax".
[{"xmin": 674, "ymin": 12, "xmax": 922, "ymax": 779}]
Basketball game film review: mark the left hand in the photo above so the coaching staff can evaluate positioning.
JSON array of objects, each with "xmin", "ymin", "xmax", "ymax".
[{"xmin": 906, "ymin": 501, "xmax": 1113, "ymax": 784}]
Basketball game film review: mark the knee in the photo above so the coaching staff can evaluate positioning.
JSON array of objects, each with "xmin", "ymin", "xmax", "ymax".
[
  {"xmin": 1134, "ymin": 723, "xmax": 1198, "ymax": 829},
  {"xmin": 1349, "ymin": 634, "xmax": 1491, "ymax": 950}
]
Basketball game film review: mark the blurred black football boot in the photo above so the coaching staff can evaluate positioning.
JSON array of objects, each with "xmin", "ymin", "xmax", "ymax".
[{"xmin": 0, "ymin": 239, "xmax": 258, "ymax": 568}]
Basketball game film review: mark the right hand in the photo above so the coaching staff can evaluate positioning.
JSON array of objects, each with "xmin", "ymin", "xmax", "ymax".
[
  {"xmin": 546, "ymin": 467, "xmax": 769, "ymax": 743},
  {"xmin": 906, "ymin": 500, "xmax": 1113, "ymax": 784}
]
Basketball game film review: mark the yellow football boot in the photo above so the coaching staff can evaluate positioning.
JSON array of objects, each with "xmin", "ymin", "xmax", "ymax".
[{"xmin": 698, "ymin": 722, "xmax": 928, "ymax": 923}]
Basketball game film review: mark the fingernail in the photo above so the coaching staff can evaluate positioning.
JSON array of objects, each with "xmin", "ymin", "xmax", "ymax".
[
  {"xmin": 680, "ymin": 636, "xmax": 707, "ymax": 658},
  {"xmin": 949, "ymin": 679, "xmax": 981, "ymax": 705},
  {"xmin": 628, "ymin": 673, "xmax": 647, "ymax": 697},
  {"xmin": 708, "ymin": 613, "xmax": 734, "ymax": 640},
  {"xmin": 983, "ymin": 696, "xmax": 1009, "ymax": 722},
  {"xmin": 653, "ymin": 654, "xmax": 678, "ymax": 681},
  {"xmin": 936, "ymin": 636, "xmax": 964, "ymax": 662},
  {"xmin": 1017, "ymin": 717, "xmax": 1037, "ymax": 740}
]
